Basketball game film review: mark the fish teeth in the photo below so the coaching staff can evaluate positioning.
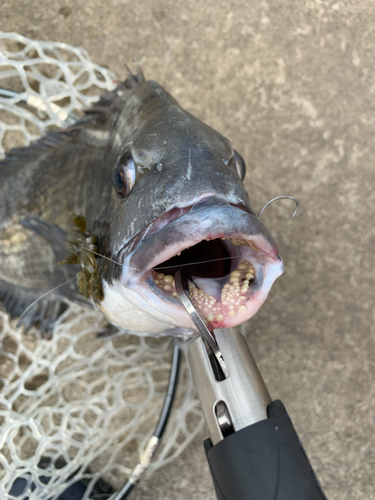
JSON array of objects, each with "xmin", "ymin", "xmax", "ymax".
[
  {"xmin": 152, "ymin": 260, "xmax": 255, "ymax": 321},
  {"xmin": 230, "ymin": 237, "xmax": 258, "ymax": 251}
]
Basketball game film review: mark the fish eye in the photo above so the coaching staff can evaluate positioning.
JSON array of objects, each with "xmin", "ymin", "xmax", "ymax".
[
  {"xmin": 233, "ymin": 150, "xmax": 246, "ymax": 181},
  {"xmin": 112, "ymin": 151, "xmax": 136, "ymax": 197}
]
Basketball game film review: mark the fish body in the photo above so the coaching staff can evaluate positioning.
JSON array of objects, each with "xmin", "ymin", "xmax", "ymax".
[{"xmin": 0, "ymin": 73, "xmax": 283, "ymax": 337}]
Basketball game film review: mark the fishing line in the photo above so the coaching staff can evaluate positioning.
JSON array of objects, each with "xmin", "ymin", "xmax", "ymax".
[
  {"xmin": 18, "ymin": 277, "xmax": 75, "ymax": 323},
  {"xmin": 153, "ymin": 255, "xmax": 241, "ymax": 271},
  {"xmin": 82, "ymin": 246, "xmax": 243, "ymax": 271},
  {"xmin": 82, "ymin": 246, "xmax": 255, "ymax": 271},
  {"xmin": 81, "ymin": 246, "xmax": 121, "ymax": 266}
]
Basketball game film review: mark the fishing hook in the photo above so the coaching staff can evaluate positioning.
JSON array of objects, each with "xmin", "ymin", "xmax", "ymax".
[{"xmin": 257, "ymin": 196, "xmax": 299, "ymax": 221}]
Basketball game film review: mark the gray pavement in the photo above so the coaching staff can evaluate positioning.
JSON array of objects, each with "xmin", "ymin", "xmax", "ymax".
[{"xmin": 1, "ymin": 1, "xmax": 374, "ymax": 499}]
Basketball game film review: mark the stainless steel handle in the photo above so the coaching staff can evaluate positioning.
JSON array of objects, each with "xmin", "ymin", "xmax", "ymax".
[{"xmin": 188, "ymin": 328, "xmax": 272, "ymax": 446}]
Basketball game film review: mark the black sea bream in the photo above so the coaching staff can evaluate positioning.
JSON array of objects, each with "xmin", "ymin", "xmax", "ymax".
[{"xmin": 0, "ymin": 72, "xmax": 283, "ymax": 337}]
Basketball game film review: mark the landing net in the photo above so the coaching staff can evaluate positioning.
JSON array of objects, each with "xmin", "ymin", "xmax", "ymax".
[{"xmin": 0, "ymin": 32, "xmax": 203, "ymax": 499}]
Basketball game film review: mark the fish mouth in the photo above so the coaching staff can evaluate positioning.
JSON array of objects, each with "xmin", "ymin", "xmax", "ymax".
[{"xmin": 120, "ymin": 197, "xmax": 284, "ymax": 330}]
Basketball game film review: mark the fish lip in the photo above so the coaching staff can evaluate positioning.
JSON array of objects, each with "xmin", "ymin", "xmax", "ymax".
[
  {"xmin": 118, "ymin": 197, "xmax": 284, "ymax": 330},
  {"xmin": 116, "ymin": 193, "xmax": 252, "ymax": 264},
  {"xmin": 123, "ymin": 197, "xmax": 280, "ymax": 272}
]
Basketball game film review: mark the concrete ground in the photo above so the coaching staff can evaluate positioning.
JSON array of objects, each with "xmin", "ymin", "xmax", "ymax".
[{"xmin": 1, "ymin": 1, "xmax": 374, "ymax": 499}]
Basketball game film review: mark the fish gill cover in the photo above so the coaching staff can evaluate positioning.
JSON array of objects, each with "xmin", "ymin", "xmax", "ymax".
[{"xmin": 0, "ymin": 33, "xmax": 203, "ymax": 499}]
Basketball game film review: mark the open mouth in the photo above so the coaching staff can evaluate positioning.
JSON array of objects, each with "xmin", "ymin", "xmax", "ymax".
[
  {"xmin": 121, "ymin": 197, "xmax": 284, "ymax": 330},
  {"xmin": 152, "ymin": 239, "xmax": 257, "ymax": 321}
]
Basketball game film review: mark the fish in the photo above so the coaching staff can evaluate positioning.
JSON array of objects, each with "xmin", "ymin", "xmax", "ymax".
[{"xmin": 0, "ymin": 71, "xmax": 284, "ymax": 338}]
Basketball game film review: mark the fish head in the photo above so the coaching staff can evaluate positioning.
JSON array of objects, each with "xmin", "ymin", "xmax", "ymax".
[{"xmin": 96, "ymin": 81, "xmax": 284, "ymax": 334}]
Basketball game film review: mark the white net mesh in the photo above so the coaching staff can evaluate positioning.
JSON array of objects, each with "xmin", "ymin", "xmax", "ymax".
[{"xmin": 0, "ymin": 33, "xmax": 203, "ymax": 499}]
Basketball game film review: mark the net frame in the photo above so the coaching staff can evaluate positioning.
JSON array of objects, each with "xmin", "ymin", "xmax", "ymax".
[{"xmin": 0, "ymin": 32, "xmax": 203, "ymax": 499}]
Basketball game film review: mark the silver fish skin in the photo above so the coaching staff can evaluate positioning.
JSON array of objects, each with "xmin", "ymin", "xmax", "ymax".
[{"xmin": 0, "ymin": 73, "xmax": 283, "ymax": 337}]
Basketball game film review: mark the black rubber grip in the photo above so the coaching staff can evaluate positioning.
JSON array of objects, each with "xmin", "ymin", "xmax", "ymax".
[{"xmin": 204, "ymin": 399, "xmax": 327, "ymax": 500}]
